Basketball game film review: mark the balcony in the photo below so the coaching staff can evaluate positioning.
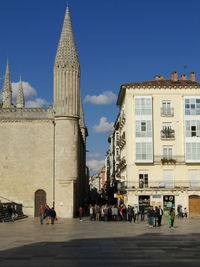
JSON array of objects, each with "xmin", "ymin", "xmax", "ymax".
[
  {"xmin": 117, "ymin": 157, "xmax": 126, "ymax": 170},
  {"xmin": 123, "ymin": 180, "xmax": 200, "ymax": 190},
  {"xmin": 161, "ymin": 107, "xmax": 174, "ymax": 117},
  {"xmin": 154, "ymin": 155, "xmax": 185, "ymax": 164},
  {"xmin": 161, "ymin": 129, "xmax": 175, "ymax": 139}
]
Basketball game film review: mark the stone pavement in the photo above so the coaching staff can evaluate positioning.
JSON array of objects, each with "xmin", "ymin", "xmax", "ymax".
[{"xmin": 0, "ymin": 217, "xmax": 200, "ymax": 266}]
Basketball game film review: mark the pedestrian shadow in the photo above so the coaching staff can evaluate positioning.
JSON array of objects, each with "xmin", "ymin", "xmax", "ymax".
[{"xmin": 0, "ymin": 233, "xmax": 200, "ymax": 267}]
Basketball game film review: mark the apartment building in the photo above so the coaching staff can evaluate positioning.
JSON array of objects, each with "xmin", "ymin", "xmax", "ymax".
[{"xmin": 113, "ymin": 71, "xmax": 200, "ymax": 215}]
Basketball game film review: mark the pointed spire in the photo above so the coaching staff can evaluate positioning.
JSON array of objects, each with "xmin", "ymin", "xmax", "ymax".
[
  {"xmin": 16, "ymin": 75, "xmax": 25, "ymax": 108},
  {"xmin": 55, "ymin": 7, "xmax": 79, "ymax": 68},
  {"xmin": 2, "ymin": 61, "xmax": 12, "ymax": 108}
]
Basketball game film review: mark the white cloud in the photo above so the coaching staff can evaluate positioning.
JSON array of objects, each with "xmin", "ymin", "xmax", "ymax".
[
  {"xmin": 84, "ymin": 91, "xmax": 117, "ymax": 105},
  {"xmin": 87, "ymin": 160, "xmax": 105, "ymax": 173},
  {"xmin": 88, "ymin": 153, "xmax": 101, "ymax": 159},
  {"xmin": 12, "ymin": 81, "xmax": 37, "ymax": 99},
  {"xmin": 26, "ymin": 98, "xmax": 49, "ymax": 107},
  {"xmin": 93, "ymin": 117, "xmax": 114, "ymax": 133}
]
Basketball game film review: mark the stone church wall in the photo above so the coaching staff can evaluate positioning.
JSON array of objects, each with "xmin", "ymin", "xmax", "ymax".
[{"xmin": 0, "ymin": 119, "xmax": 54, "ymax": 216}]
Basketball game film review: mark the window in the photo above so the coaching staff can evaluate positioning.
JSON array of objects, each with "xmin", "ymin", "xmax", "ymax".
[
  {"xmin": 163, "ymin": 146, "xmax": 173, "ymax": 159},
  {"xmin": 135, "ymin": 97, "xmax": 152, "ymax": 115},
  {"xmin": 136, "ymin": 143, "xmax": 153, "ymax": 161},
  {"xmin": 162, "ymin": 101, "xmax": 172, "ymax": 115},
  {"xmin": 136, "ymin": 120, "xmax": 152, "ymax": 137},
  {"xmin": 139, "ymin": 172, "xmax": 148, "ymax": 188},
  {"xmin": 163, "ymin": 170, "xmax": 174, "ymax": 188},
  {"xmin": 186, "ymin": 143, "xmax": 200, "ymax": 161},
  {"xmin": 162, "ymin": 122, "xmax": 172, "ymax": 131},
  {"xmin": 191, "ymin": 126, "xmax": 196, "ymax": 137},
  {"xmin": 185, "ymin": 120, "xmax": 200, "ymax": 137},
  {"xmin": 188, "ymin": 170, "xmax": 199, "ymax": 188},
  {"xmin": 185, "ymin": 98, "xmax": 200, "ymax": 115},
  {"xmin": 141, "ymin": 121, "xmax": 146, "ymax": 131}
]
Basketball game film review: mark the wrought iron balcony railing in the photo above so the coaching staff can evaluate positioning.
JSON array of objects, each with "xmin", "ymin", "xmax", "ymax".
[
  {"xmin": 122, "ymin": 180, "xmax": 200, "ymax": 190},
  {"xmin": 154, "ymin": 155, "xmax": 185, "ymax": 164},
  {"xmin": 161, "ymin": 129, "xmax": 175, "ymax": 139}
]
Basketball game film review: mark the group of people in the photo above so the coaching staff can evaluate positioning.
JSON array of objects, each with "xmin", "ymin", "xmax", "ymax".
[
  {"xmin": 88, "ymin": 204, "xmax": 145, "ymax": 222},
  {"xmin": 39, "ymin": 204, "xmax": 57, "ymax": 225},
  {"xmin": 85, "ymin": 204, "xmax": 177, "ymax": 229},
  {"xmin": 177, "ymin": 205, "xmax": 188, "ymax": 218},
  {"xmin": 0, "ymin": 205, "xmax": 16, "ymax": 222}
]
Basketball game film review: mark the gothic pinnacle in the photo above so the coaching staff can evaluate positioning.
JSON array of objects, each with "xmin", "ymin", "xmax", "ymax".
[
  {"xmin": 2, "ymin": 61, "xmax": 12, "ymax": 108},
  {"xmin": 55, "ymin": 7, "xmax": 79, "ymax": 68},
  {"xmin": 16, "ymin": 76, "xmax": 25, "ymax": 108}
]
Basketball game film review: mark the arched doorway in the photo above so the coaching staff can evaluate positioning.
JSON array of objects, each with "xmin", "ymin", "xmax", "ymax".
[
  {"xmin": 189, "ymin": 195, "xmax": 200, "ymax": 216},
  {"xmin": 34, "ymin": 189, "xmax": 46, "ymax": 217}
]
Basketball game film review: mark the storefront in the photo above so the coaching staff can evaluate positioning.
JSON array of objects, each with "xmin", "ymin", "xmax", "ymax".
[
  {"xmin": 139, "ymin": 195, "xmax": 150, "ymax": 212},
  {"xmin": 163, "ymin": 195, "xmax": 175, "ymax": 211}
]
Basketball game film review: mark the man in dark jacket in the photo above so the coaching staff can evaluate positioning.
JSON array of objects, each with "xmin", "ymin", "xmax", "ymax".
[
  {"xmin": 50, "ymin": 207, "xmax": 56, "ymax": 224},
  {"xmin": 127, "ymin": 205, "xmax": 134, "ymax": 223},
  {"xmin": 157, "ymin": 206, "xmax": 163, "ymax": 226},
  {"xmin": 147, "ymin": 206, "xmax": 155, "ymax": 227}
]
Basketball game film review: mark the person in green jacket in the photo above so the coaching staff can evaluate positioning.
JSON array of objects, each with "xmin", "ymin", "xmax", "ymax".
[{"xmin": 168, "ymin": 208, "xmax": 175, "ymax": 229}]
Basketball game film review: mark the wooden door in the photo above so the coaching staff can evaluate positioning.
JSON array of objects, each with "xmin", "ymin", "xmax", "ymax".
[
  {"xmin": 189, "ymin": 196, "xmax": 200, "ymax": 216},
  {"xmin": 34, "ymin": 190, "xmax": 46, "ymax": 217}
]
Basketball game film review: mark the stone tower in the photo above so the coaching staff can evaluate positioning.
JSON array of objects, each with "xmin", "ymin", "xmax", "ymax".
[
  {"xmin": 54, "ymin": 7, "xmax": 81, "ymax": 217},
  {"xmin": 2, "ymin": 62, "xmax": 12, "ymax": 108}
]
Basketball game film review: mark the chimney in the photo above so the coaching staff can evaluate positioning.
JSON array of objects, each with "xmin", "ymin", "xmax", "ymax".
[
  {"xmin": 190, "ymin": 72, "xmax": 196, "ymax": 82},
  {"xmin": 154, "ymin": 75, "xmax": 164, "ymax": 80},
  {"xmin": 181, "ymin": 74, "xmax": 187, "ymax": 80},
  {"xmin": 171, "ymin": 71, "xmax": 178, "ymax": 81}
]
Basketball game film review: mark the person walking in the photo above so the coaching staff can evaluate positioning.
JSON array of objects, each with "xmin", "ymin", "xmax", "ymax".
[
  {"xmin": 140, "ymin": 205, "xmax": 145, "ymax": 221},
  {"xmin": 50, "ymin": 207, "xmax": 56, "ymax": 224},
  {"xmin": 89, "ymin": 205, "xmax": 93, "ymax": 221},
  {"xmin": 103, "ymin": 205, "xmax": 108, "ymax": 222},
  {"xmin": 79, "ymin": 206, "xmax": 84, "ymax": 221},
  {"xmin": 147, "ymin": 206, "xmax": 155, "ymax": 227},
  {"xmin": 183, "ymin": 207, "xmax": 188, "ymax": 218},
  {"xmin": 133, "ymin": 205, "xmax": 139, "ymax": 223},
  {"xmin": 127, "ymin": 205, "xmax": 134, "ymax": 223},
  {"xmin": 95, "ymin": 205, "xmax": 101, "ymax": 221},
  {"xmin": 154, "ymin": 206, "xmax": 159, "ymax": 227},
  {"xmin": 44, "ymin": 205, "xmax": 51, "ymax": 224},
  {"xmin": 168, "ymin": 208, "xmax": 175, "ymax": 229},
  {"xmin": 157, "ymin": 205, "xmax": 163, "ymax": 226},
  {"xmin": 39, "ymin": 204, "xmax": 45, "ymax": 225}
]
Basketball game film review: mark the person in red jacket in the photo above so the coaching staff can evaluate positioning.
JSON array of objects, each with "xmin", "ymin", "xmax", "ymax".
[{"xmin": 79, "ymin": 206, "xmax": 84, "ymax": 221}]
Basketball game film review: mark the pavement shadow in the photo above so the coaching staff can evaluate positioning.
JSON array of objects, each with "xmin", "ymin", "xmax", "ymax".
[{"xmin": 0, "ymin": 233, "xmax": 200, "ymax": 267}]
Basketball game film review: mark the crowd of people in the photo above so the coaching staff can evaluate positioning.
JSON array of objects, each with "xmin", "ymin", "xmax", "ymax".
[
  {"xmin": 82, "ymin": 204, "xmax": 181, "ymax": 229},
  {"xmin": 39, "ymin": 204, "xmax": 57, "ymax": 225},
  {"xmin": 38, "ymin": 203, "xmax": 188, "ymax": 229}
]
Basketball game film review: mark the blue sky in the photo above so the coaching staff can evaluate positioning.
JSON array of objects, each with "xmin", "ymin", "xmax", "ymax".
[{"xmin": 1, "ymin": 0, "xmax": 200, "ymax": 174}]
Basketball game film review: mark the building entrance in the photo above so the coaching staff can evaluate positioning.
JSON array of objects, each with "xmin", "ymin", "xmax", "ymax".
[
  {"xmin": 34, "ymin": 189, "xmax": 46, "ymax": 217},
  {"xmin": 163, "ymin": 195, "xmax": 175, "ymax": 211},
  {"xmin": 139, "ymin": 195, "xmax": 150, "ymax": 212},
  {"xmin": 189, "ymin": 195, "xmax": 200, "ymax": 216}
]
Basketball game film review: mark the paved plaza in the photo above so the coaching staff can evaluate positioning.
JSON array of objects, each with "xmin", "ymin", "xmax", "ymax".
[{"xmin": 0, "ymin": 217, "xmax": 200, "ymax": 266}]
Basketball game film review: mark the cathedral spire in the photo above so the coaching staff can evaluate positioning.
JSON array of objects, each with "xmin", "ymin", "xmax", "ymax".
[
  {"xmin": 54, "ymin": 8, "xmax": 80, "ymax": 116},
  {"xmin": 16, "ymin": 76, "xmax": 25, "ymax": 108},
  {"xmin": 2, "ymin": 61, "xmax": 12, "ymax": 108},
  {"xmin": 55, "ymin": 7, "xmax": 79, "ymax": 68}
]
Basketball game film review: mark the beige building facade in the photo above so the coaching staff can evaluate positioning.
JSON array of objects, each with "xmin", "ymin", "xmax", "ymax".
[
  {"xmin": 0, "ymin": 8, "xmax": 88, "ymax": 218},
  {"xmin": 115, "ymin": 72, "xmax": 200, "ymax": 215}
]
